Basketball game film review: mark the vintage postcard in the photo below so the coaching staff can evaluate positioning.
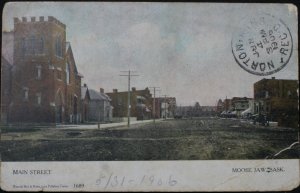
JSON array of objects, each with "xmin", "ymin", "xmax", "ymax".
[{"xmin": 1, "ymin": 2, "xmax": 299, "ymax": 192}]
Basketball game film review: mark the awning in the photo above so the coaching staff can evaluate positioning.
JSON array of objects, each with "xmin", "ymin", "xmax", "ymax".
[
  {"xmin": 241, "ymin": 108, "xmax": 251, "ymax": 115},
  {"xmin": 221, "ymin": 111, "xmax": 227, "ymax": 115},
  {"xmin": 136, "ymin": 95, "xmax": 145, "ymax": 100},
  {"xmin": 231, "ymin": 111, "xmax": 237, "ymax": 115}
]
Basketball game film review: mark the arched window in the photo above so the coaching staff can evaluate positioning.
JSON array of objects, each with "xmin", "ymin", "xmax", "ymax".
[{"xmin": 66, "ymin": 62, "xmax": 70, "ymax": 84}]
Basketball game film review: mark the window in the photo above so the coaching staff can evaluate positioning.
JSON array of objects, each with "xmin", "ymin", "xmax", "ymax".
[
  {"xmin": 36, "ymin": 92, "xmax": 41, "ymax": 105},
  {"xmin": 23, "ymin": 36, "xmax": 44, "ymax": 55},
  {"xmin": 66, "ymin": 62, "xmax": 70, "ymax": 84},
  {"xmin": 265, "ymin": 91, "xmax": 269, "ymax": 98},
  {"xmin": 36, "ymin": 65, "xmax": 42, "ymax": 79},
  {"xmin": 55, "ymin": 36, "xmax": 63, "ymax": 57},
  {"xmin": 287, "ymin": 90, "xmax": 291, "ymax": 97},
  {"xmin": 23, "ymin": 87, "xmax": 29, "ymax": 101},
  {"xmin": 37, "ymin": 37, "xmax": 44, "ymax": 54},
  {"xmin": 57, "ymin": 71, "xmax": 62, "ymax": 80}
]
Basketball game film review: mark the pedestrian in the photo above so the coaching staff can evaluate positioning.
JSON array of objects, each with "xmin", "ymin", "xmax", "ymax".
[{"xmin": 266, "ymin": 114, "xmax": 270, "ymax": 126}]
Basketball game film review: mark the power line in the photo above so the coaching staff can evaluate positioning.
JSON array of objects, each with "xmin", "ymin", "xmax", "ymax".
[{"xmin": 120, "ymin": 70, "xmax": 139, "ymax": 127}]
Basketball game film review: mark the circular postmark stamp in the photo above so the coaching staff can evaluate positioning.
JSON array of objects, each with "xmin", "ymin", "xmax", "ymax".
[{"xmin": 231, "ymin": 13, "xmax": 293, "ymax": 76}]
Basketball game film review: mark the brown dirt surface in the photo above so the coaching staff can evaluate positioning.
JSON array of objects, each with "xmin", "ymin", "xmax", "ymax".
[{"xmin": 1, "ymin": 117, "xmax": 298, "ymax": 161}]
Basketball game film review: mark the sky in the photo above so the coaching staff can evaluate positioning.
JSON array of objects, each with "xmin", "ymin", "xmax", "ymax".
[{"xmin": 2, "ymin": 2, "xmax": 298, "ymax": 106}]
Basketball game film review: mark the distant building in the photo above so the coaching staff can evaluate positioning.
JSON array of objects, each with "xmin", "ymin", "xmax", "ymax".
[
  {"xmin": 254, "ymin": 77, "xmax": 298, "ymax": 128},
  {"xmin": 106, "ymin": 87, "xmax": 152, "ymax": 120},
  {"xmin": 216, "ymin": 99, "xmax": 223, "ymax": 113},
  {"xmin": 231, "ymin": 97, "xmax": 253, "ymax": 117},
  {"xmin": 219, "ymin": 97, "xmax": 253, "ymax": 118},
  {"xmin": 175, "ymin": 106, "xmax": 193, "ymax": 117},
  {"xmin": 8, "ymin": 16, "xmax": 82, "ymax": 123},
  {"xmin": 201, "ymin": 106, "xmax": 217, "ymax": 116},
  {"xmin": 175, "ymin": 104, "xmax": 216, "ymax": 117},
  {"xmin": 151, "ymin": 97, "xmax": 161, "ymax": 119},
  {"xmin": 157, "ymin": 97, "xmax": 176, "ymax": 118},
  {"xmin": 241, "ymin": 99, "xmax": 255, "ymax": 117},
  {"xmin": 88, "ymin": 88, "xmax": 113, "ymax": 122},
  {"xmin": 223, "ymin": 98, "xmax": 232, "ymax": 112},
  {"xmin": 81, "ymin": 84, "xmax": 90, "ymax": 123}
]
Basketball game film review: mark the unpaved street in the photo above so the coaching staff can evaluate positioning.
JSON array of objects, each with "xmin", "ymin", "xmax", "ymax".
[{"xmin": 1, "ymin": 117, "xmax": 298, "ymax": 161}]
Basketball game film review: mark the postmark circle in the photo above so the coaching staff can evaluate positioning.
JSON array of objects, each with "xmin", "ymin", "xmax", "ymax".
[{"xmin": 231, "ymin": 13, "xmax": 293, "ymax": 76}]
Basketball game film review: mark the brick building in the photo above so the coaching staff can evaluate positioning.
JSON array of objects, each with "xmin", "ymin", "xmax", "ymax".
[
  {"xmin": 151, "ymin": 97, "xmax": 161, "ymax": 119},
  {"xmin": 106, "ymin": 87, "xmax": 152, "ymax": 120},
  {"xmin": 1, "ymin": 31, "xmax": 14, "ymax": 123},
  {"xmin": 8, "ymin": 16, "xmax": 82, "ymax": 123},
  {"xmin": 254, "ymin": 77, "xmax": 298, "ymax": 128},
  {"xmin": 223, "ymin": 98, "xmax": 232, "ymax": 112},
  {"xmin": 1, "ymin": 57, "xmax": 12, "ymax": 123}
]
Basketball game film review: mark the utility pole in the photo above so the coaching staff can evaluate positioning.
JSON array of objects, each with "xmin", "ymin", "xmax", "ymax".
[
  {"xmin": 149, "ymin": 87, "xmax": 160, "ymax": 124},
  {"xmin": 161, "ymin": 94, "xmax": 168, "ymax": 120},
  {"xmin": 120, "ymin": 70, "xmax": 139, "ymax": 127}
]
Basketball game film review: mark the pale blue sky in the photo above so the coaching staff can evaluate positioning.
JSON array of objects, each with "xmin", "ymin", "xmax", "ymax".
[{"xmin": 2, "ymin": 2, "xmax": 298, "ymax": 105}]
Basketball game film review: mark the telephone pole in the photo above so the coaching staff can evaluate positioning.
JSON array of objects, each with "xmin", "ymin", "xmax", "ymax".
[
  {"xmin": 149, "ymin": 87, "xmax": 160, "ymax": 124},
  {"xmin": 120, "ymin": 70, "xmax": 139, "ymax": 127},
  {"xmin": 161, "ymin": 94, "xmax": 168, "ymax": 120}
]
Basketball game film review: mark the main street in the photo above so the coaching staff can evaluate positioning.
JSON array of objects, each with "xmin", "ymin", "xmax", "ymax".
[{"xmin": 1, "ymin": 117, "xmax": 298, "ymax": 161}]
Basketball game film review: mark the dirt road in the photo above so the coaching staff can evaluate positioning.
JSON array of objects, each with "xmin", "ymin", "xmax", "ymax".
[{"xmin": 1, "ymin": 117, "xmax": 298, "ymax": 161}]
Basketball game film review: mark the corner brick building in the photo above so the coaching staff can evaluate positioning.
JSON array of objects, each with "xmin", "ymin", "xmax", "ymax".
[
  {"xmin": 9, "ymin": 16, "xmax": 82, "ymax": 123},
  {"xmin": 254, "ymin": 77, "xmax": 299, "ymax": 128}
]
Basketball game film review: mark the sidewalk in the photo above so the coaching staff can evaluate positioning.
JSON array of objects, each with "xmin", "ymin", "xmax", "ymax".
[{"xmin": 55, "ymin": 119, "xmax": 164, "ymax": 130}]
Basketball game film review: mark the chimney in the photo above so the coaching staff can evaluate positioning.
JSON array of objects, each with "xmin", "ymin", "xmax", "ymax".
[
  {"xmin": 31, "ymin": 17, "xmax": 36, "ymax": 22},
  {"xmin": 100, "ymin": 88, "xmax": 104, "ymax": 94},
  {"xmin": 39, "ymin": 16, "xmax": 44, "ymax": 22},
  {"xmin": 132, "ymin": 87, "xmax": 136, "ymax": 92},
  {"xmin": 113, "ymin": 89, "xmax": 118, "ymax": 93},
  {"xmin": 21, "ymin": 17, "xmax": 27, "ymax": 22},
  {"xmin": 83, "ymin": 83, "xmax": 87, "ymax": 87}
]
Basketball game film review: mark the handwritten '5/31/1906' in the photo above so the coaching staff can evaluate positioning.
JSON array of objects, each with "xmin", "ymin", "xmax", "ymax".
[{"xmin": 96, "ymin": 174, "xmax": 178, "ymax": 189}]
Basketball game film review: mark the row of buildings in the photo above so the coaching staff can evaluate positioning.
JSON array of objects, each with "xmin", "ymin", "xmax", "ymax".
[
  {"xmin": 1, "ymin": 16, "xmax": 177, "ymax": 124},
  {"xmin": 174, "ymin": 77, "xmax": 298, "ymax": 128},
  {"xmin": 216, "ymin": 78, "xmax": 298, "ymax": 128},
  {"xmin": 107, "ymin": 87, "xmax": 176, "ymax": 121}
]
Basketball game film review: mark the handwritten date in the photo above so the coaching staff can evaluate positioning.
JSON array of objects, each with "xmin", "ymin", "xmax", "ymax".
[{"xmin": 96, "ymin": 174, "xmax": 177, "ymax": 189}]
